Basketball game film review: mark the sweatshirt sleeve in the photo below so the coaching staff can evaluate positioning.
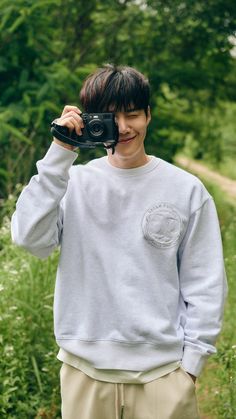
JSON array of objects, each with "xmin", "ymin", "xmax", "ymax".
[
  {"xmin": 11, "ymin": 142, "xmax": 78, "ymax": 259},
  {"xmin": 178, "ymin": 197, "xmax": 228, "ymax": 377}
]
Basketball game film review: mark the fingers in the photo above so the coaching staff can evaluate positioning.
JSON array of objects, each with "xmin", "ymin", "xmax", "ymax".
[
  {"xmin": 61, "ymin": 105, "xmax": 82, "ymax": 117},
  {"xmin": 57, "ymin": 107, "xmax": 84, "ymax": 136}
]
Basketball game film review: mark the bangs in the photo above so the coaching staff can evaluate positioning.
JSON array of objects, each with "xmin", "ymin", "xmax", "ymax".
[
  {"xmin": 80, "ymin": 65, "xmax": 150, "ymax": 114},
  {"xmin": 97, "ymin": 71, "xmax": 148, "ymax": 113}
]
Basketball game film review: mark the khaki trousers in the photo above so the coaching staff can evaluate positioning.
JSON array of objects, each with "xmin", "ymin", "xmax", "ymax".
[{"xmin": 60, "ymin": 363, "xmax": 200, "ymax": 419}]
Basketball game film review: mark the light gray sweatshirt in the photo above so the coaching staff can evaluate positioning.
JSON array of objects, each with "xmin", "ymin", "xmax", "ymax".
[{"xmin": 11, "ymin": 142, "xmax": 227, "ymax": 377}]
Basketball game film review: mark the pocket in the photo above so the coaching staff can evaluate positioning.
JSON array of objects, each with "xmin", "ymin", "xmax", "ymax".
[{"xmin": 179, "ymin": 366, "xmax": 196, "ymax": 388}]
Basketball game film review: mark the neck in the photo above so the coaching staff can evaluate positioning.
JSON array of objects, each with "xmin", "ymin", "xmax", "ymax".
[{"xmin": 107, "ymin": 149, "xmax": 150, "ymax": 169}]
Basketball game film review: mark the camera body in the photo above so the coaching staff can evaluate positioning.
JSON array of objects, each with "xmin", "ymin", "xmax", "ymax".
[{"xmin": 51, "ymin": 112, "xmax": 119, "ymax": 152}]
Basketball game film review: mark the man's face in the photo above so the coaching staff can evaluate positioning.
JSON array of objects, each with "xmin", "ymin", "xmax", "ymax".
[{"xmin": 107, "ymin": 107, "xmax": 151, "ymax": 166}]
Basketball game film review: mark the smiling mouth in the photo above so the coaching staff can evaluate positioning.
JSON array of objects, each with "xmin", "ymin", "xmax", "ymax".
[{"xmin": 118, "ymin": 136, "xmax": 136, "ymax": 144}]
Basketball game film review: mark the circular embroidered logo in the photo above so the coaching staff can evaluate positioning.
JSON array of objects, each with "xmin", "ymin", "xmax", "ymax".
[{"xmin": 142, "ymin": 203, "xmax": 182, "ymax": 248}]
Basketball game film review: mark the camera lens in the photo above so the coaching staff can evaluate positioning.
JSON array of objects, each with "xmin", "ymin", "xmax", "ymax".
[
  {"xmin": 87, "ymin": 119, "xmax": 105, "ymax": 139},
  {"xmin": 92, "ymin": 123, "xmax": 102, "ymax": 134}
]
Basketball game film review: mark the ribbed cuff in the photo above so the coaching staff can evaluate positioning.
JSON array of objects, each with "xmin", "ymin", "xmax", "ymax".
[
  {"xmin": 181, "ymin": 346, "xmax": 209, "ymax": 377},
  {"xmin": 37, "ymin": 142, "xmax": 78, "ymax": 176},
  {"xmin": 46, "ymin": 141, "xmax": 78, "ymax": 163}
]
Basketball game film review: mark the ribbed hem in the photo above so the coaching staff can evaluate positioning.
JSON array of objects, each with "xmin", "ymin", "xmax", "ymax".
[
  {"xmin": 56, "ymin": 338, "xmax": 183, "ymax": 371},
  {"xmin": 44, "ymin": 142, "xmax": 78, "ymax": 167}
]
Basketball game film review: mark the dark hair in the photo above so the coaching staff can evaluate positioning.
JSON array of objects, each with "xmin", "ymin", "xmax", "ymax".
[{"xmin": 80, "ymin": 64, "xmax": 150, "ymax": 115}]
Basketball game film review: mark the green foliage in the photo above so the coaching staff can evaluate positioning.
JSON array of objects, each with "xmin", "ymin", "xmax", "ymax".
[
  {"xmin": 146, "ymin": 84, "xmax": 192, "ymax": 159},
  {"xmin": 0, "ymin": 0, "xmax": 236, "ymax": 198},
  {"xmin": 0, "ymin": 212, "xmax": 61, "ymax": 418},
  {"xmin": 182, "ymin": 99, "xmax": 236, "ymax": 175},
  {"xmin": 196, "ymin": 181, "xmax": 236, "ymax": 418},
  {"xmin": 0, "ymin": 0, "xmax": 97, "ymax": 197}
]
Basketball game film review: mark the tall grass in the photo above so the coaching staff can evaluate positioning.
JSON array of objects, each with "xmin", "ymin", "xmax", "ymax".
[
  {"xmin": 0, "ymin": 195, "xmax": 61, "ymax": 418},
  {"xmin": 196, "ymin": 182, "xmax": 236, "ymax": 419},
  {"xmin": 0, "ymin": 183, "xmax": 235, "ymax": 418}
]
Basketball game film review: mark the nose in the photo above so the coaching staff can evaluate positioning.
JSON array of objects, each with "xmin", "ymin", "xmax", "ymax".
[{"xmin": 115, "ymin": 114, "xmax": 130, "ymax": 134}]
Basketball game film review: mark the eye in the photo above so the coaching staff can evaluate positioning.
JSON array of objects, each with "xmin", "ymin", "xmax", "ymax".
[{"xmin": 127, "ymin": 113, "xmax": 138, "ymax": 118}]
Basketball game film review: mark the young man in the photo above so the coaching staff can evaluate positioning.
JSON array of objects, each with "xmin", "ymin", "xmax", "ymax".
[{"xmin": 11, "ymin": 65, "xmax": 227, "ymax": 419}]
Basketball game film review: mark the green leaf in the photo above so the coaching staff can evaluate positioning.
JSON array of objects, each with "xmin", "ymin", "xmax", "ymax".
[
  {"xmin": 1, "ymin": 123, "xmax": 32, "ymax": 145},
  {"xmin": 31, "ymin": 356, "xmax": 43, "ymax": 393}
]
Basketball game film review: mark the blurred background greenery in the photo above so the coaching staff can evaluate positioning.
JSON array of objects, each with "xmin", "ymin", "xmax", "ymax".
[
  {"xmin": 0, "ymin": 1, "xmax": 236, "ymax": 418},
  {"xmin": 0, "ymin": 0, "xmax": 236, "ymax": 198}
]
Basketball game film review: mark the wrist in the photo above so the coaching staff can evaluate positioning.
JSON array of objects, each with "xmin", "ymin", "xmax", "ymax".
[{"xmin": 53, "ymin": 138, "xmax": 77, "ymax": 151}]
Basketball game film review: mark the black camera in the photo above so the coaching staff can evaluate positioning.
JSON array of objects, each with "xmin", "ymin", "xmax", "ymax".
[{"xmin": 51, "ymin": 113, "xmax": 119, "ymax": 153}]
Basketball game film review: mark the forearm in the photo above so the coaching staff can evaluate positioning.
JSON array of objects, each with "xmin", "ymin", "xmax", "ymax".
[
  {"xmin": 179, "ymin": 199, "xmax": 227, "ymax": 377},
  {"xmin": 11, "ymin": 142, "xmax": 77, "ymax": 258}
]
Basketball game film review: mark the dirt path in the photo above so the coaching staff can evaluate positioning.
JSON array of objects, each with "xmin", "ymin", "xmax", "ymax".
[{"xmin": 175, "ymin": 156, "xmax": 236, "ymax": 201}]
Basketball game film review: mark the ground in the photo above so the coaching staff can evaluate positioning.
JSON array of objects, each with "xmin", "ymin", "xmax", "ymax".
[{"xmin": 175, "ymin": 156, "xmax": 236, "ymax": 203}]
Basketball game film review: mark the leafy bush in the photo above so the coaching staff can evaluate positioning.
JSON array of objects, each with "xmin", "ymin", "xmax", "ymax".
[{"xmin": 1, "ymin": 0, "xmax": 236, "ymax": 198}]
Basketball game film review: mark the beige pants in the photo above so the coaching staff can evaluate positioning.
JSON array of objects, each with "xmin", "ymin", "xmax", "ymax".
[{"xmin": 60, "ymin": 363, "xmax": 200, "ymax": 419}]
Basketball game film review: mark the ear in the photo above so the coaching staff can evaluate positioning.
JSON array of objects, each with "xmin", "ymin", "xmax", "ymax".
[{"xmin": 146, "ymin": 106, "xmax": 151, "ymax": 125}]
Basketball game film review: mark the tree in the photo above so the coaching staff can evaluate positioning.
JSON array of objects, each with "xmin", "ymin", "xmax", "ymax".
[{"xmin": 0, "ymin": 0, "xmax": 236, "ymax": 199}]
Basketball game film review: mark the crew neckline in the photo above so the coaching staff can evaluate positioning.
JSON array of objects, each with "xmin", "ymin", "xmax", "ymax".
[{"xmin": 102, "ymin": 156, "xmax": 161, "ymax": 177}]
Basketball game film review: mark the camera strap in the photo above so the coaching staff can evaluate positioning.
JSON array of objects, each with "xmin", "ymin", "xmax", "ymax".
[
  {"xmin": 103, "ymin": 143, "xmax": 116, "ymax": 154},
  {"xmin": 51, "ymin": 122, "xmax": 81, "ymax": 147},
  {"xmin": 51, "ymin": 122, "xmax": 116, "ymax": 154}
]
